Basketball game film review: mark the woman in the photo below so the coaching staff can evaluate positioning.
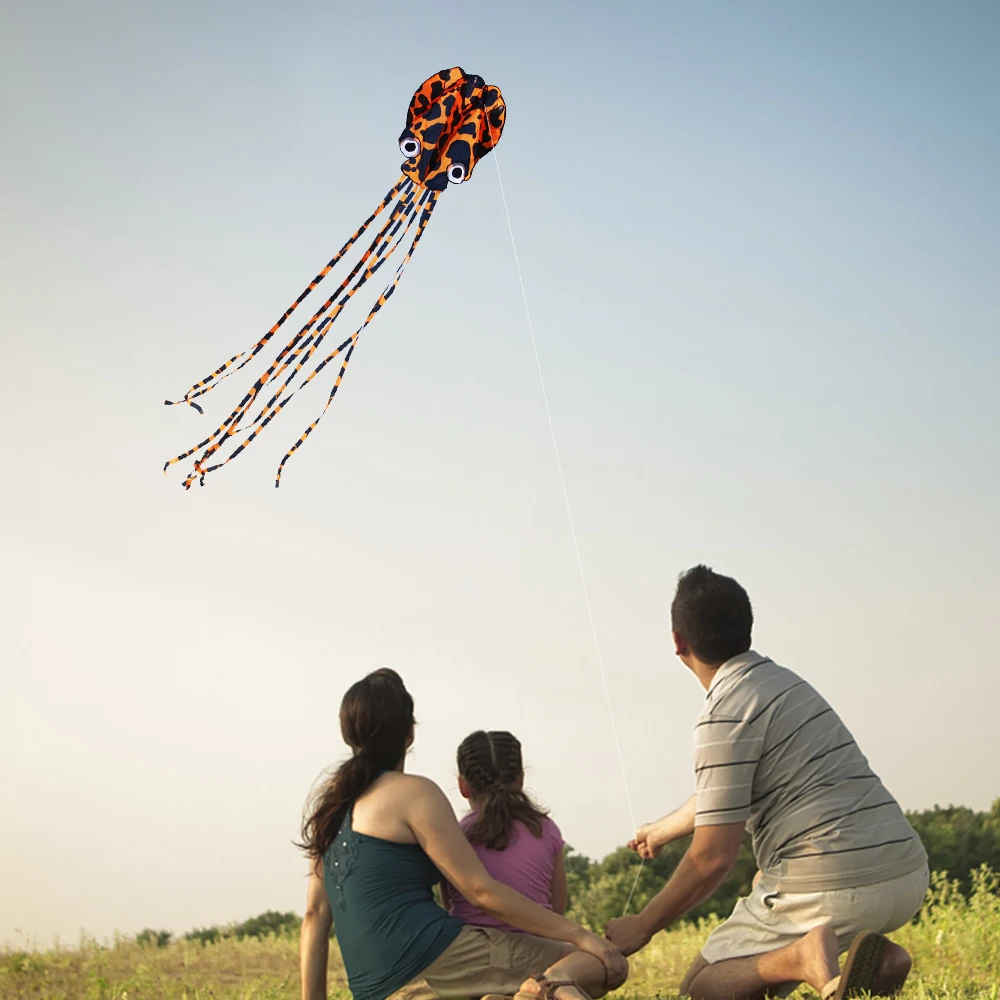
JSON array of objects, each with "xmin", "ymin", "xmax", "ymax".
[{"xmin": 299, "ymin": 669, "xmax": 627, "ymax": 1000}]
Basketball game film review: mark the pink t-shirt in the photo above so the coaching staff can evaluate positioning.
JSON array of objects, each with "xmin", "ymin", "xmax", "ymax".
[{"xmin": 447, "ymin": 814, "xmax": 565, "ymax": 933}]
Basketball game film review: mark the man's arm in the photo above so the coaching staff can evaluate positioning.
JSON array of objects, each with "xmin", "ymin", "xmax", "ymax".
[
  {"xmin": 606, "ymin": 821, "xmax": 744, "ymax": 954},
  {"xmin": 300, "ymin": 861, "xmax": 333, "ymax": 1000},
  {"xmin": 629, "ymin": 794, "xmax": 697, "ymax": 859}
]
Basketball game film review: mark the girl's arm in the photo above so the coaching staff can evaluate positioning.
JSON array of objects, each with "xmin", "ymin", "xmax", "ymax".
[
  {"xmin": 439, "ymin": 879, "xmax": 451, "ymax": 910},
  {"xmin": 300, "ymin": 861, "xmax": 333, "ymax": 1000},
  {"xmin": 402, "ymin": 776, "xmax": 627, "ymax": 984},
  {"xmin": 549, "ymin": 850, "xmax": 568, "ymax": 915}
]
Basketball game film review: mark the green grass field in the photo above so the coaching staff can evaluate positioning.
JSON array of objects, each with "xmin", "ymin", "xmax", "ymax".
[{"xmin": 3, "ymin": 869, "xmax": 997, "ymax": 1000}]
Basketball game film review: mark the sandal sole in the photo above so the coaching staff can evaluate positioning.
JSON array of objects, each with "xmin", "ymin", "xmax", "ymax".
[{"xmin": 835, "ymin": 931, "xmax": 888, "ymax": 1000}]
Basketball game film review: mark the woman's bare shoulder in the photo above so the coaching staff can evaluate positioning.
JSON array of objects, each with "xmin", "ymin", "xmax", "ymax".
[
  {"xmin": 354, "ymin": 772, "xmax": 450, "ymax": 840},
  {"xmin": 382, "ymin": 772, "xmax": 444, "ymax": 796},
  {"xmin": 389, "ymin": 774, "xmax": 457, "ymax": 823},
  {"xmin": 368, "ymin": 771, "xmax": 445, "ymax": 803}
]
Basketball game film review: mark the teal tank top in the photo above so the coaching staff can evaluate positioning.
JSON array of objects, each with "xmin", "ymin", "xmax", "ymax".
[{"xmin": 324, "ymin": 806, "xmax": 463, "ymax": 1000}]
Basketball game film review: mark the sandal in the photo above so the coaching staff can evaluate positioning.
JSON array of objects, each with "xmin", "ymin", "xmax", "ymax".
[
  {"xmin": 820, "ymin": 931, "xmax": 888, "ymax": 1000},
  {"xmin": 513, "ymin": 976, "xmax": 593, "ymax": 1000}
]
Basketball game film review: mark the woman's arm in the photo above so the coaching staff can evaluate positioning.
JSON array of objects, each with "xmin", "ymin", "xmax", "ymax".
[
  {"xmin": 549, "ymin": 850, "xmax": 568, "ymax": 915},
  {"xmin": 300, "ymin": 861, "xmax": 333, "ymax": 1000},
  {"xmin": 439, "ymin": 879, "xmax": 451, "ymax": 910},
  {"xmin": 403, "ymin": 777, "xmax": 626, "ymax": 982}
]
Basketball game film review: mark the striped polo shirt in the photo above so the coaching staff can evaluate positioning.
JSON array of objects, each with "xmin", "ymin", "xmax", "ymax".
[{"xmin": 694, "ymin": 650, "xmax": 926, "ymax": 892}]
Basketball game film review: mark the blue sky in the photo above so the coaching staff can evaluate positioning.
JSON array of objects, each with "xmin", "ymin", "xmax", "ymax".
[{"xmin": 1, "ymin": 0, "xmax": 998, "ymax": 946}]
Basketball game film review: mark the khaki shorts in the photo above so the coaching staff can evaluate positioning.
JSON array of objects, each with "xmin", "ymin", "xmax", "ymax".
[
  {"xmin": 701, "ymin": 863, "xmax": 929, "ymax": 965},
  {"xmin": 386, "ymin": 925, "xmax": 573, "ymax": 1000}
]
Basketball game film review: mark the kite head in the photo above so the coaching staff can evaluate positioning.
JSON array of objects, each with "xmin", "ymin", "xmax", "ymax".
[{"xmin": 398, "ymin": 67, "xmax": 506, "ymax": 192}]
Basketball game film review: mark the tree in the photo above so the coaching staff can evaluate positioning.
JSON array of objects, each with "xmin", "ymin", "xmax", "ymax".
[
  {"xmin": 565, "ymin": 837, "xmax": 757, "ymax": 930},
  {"xmin": 907, "ymin": 800, "xmax": 1000, "ymax": 897},
  {"xmin": 136, "ymin": 928, "xmax": 172, "ymax": 948},
  {"xmin": 233, "ymin": 910, "xmax": 302, "ymax": 939}
]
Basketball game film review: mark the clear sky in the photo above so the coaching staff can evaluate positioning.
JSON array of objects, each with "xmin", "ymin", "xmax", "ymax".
[{"xmin": 2, "ymin": 0, "xmax": 998, "ymax": 948}]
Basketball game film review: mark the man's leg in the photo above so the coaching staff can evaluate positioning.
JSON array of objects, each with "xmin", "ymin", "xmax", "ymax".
[
  {"xmin": 682, "ymin": 924, "xmax": 840, "ymax": 1000},
  {"xmin": 872, "ymin": 943, "xmax": 911, "ymax": 995},
  {"xmin": 683, "ymin": 862, "xmax": 926, "ymax": 1000},
  {"xmin": 679, "ymin": 956, "xmax": 710, "ymax": 996},
  {"xmin": 681, "ymin": 929, "xmax": 915, "ymax": 1000}
]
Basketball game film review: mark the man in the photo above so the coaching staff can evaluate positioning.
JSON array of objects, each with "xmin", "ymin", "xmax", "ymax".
[{"xmin": 606, "ymin": 566, "xmax": 928, "ymax": 1000}]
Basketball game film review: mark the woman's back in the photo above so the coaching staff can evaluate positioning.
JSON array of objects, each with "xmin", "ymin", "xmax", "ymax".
[
  {"xmin": 448, "ymin": 814, "xmax": 565, "ymax": 932},
  {"xmin": 327, "ymin": 782, "xmax": 461, "ymax": 1000}
]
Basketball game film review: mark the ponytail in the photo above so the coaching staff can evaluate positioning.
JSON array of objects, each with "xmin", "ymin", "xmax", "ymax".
[
  {"xmin": 458, "ymin": 730, "xmax": 548, "ymax": 851},
  {"xmin": 299, "ymin": 669, "xmax": 414, "ymax": 862}
]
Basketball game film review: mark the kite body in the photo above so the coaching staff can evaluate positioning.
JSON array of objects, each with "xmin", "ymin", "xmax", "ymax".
[{"xmin": 164, "ymin": 68, "xmax": 505, "ymax": 488}]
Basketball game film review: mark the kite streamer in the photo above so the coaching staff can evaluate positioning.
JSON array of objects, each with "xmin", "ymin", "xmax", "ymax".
[{"xmin": 164, "ymin": 67, "xmax": 505, "ymax": 488}]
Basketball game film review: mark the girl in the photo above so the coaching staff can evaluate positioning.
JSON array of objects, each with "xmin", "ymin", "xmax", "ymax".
[
  {"xmin": 298, "ymin": 669, "xmax": 627, "ymax": 1000},
  {"xmin": 444, "ymin": 731, "xmax": 567, "ymax": 932}
]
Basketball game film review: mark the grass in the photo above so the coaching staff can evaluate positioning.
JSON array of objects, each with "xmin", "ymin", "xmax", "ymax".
[{"xmin": 2, "ymin": 868, "xmax": 998, "ymax": 1000}]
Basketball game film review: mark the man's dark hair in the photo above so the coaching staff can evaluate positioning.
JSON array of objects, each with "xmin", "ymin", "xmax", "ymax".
[{"xmin": 671, "ymin": 565, "xmax": 753, "ymax": 666}]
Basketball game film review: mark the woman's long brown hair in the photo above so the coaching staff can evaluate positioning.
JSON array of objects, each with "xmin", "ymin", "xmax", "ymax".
[
  {"xmin": 298, "ymin": 668, "xmax": 414, "ymax": 862},
  {"xmin": 457, "ymin": 730, "xmax": 548, "ymax": 851}
]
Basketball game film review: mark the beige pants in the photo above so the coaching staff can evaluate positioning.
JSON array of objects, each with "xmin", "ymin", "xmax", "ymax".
[
  {"xmin": 386, "ymin": 925, "xmax": 573, "ymax": 1000},
  {"xmin": 701, "ymin": 863, "xmax": 930, "ymax": 964}
]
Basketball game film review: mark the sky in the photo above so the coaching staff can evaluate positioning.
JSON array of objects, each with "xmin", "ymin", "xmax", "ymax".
[{"xmin": 1, "ymin": 0, "xmax": 998, "ymax": 949}]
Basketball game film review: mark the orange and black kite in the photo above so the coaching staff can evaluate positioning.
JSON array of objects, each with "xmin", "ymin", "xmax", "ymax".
[{"xmin": 164, "ymin": 68, "xmax": 505, "ymax": 488}]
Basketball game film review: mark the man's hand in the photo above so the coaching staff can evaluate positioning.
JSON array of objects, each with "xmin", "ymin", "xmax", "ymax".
[
  {"xmin": 628, "ymin": 798, "xmax": 697, "ymax": 859},
  {"xmin": 604, "ymin": 914, "xmax": 652, "ymax": 956},
  {"xmin": 629, "ymin": 821, "xmax": 666, "ymax": 860}
]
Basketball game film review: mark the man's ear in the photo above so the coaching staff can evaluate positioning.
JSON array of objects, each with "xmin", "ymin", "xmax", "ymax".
[
  {"xmin": 673, "ymin": 630, "xmax": 690, "ymax": 657},
  {"xmin": 457, "ymin": 775, "xmax": 473, "ymax": 800}
]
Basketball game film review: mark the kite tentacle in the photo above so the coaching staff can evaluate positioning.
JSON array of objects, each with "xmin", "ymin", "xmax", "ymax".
[
  {"xmin": 165, "ymin": 183, "xmax": 419, "ymax": 482},
  {"xmin": 240, "ymin": 193, "xmax": 423, "ymax": 432},
  {"xmin": 177, "ymin": 188, "xmax": 430, "ymax": 488},
  {"xmin": 273, "ymin": 191, "xmax": 440, "ymax": 487},
  {"xmin": 242, "ymin": 189, "xmax": 427, "ymax": 428},
  {"xmin": 188, "ymin": 195, "xmax": 429, "ymax": 486},
  {"xmin": 164, "ymin": 176, "xmax": 411, "ymax": 411},
  {"xmin": 184, "ymin": 179, "xmax": 414, "ymax": 419}
]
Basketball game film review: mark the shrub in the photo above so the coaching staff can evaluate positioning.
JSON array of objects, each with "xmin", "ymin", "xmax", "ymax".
[
  {"xmin": 234, "ymin": 911, "xmax": 302, "ymax": 940},
  {"xmin": 906, "ymin": 799, "xmax": 1000, "ymax": 897},
  {"xmin": 184, "ymin": 925, "xmax": 225, "ymax": 945},
  {"xmin": 136, "ymin": 928, "xmax": 172, "ymax": 948}
]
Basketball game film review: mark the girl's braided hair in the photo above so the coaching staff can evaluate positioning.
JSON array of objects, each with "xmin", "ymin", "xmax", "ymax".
[{"xmin": 457, "ymin": 730, "xmax": 548, "ymax": 851}]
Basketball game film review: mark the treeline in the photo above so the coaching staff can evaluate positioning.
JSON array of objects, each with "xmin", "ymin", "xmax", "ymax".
[
  {"xmin": 137, "ymin": 910, "xmax": 302, "ymax": 949},
  {"xmin": 136, "ymin": 800, "xmax": 999, "ymax": 945},
  {"xmin": 564, "ymin": 799, "xmax": 1000, "ymax": 930}
]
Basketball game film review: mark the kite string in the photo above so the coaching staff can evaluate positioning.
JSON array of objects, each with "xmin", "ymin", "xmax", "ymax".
[{"xmin": 489, "ymin": 150, "xmax": 645, "ymax": 915}]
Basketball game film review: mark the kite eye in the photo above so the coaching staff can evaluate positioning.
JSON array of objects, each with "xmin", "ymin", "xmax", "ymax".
[
  {"xmin": 447, "ymin": 163, "xmax": 467, "ymax": 185},
  {"xmin": 399, "ymin": 137, "xmax": 421, "ymax": 158}
]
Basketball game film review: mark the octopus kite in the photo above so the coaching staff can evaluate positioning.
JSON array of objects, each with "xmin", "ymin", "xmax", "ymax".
[{"xmin": 164, "ymin": 67, "xmax": 506, "ymax": 488}]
